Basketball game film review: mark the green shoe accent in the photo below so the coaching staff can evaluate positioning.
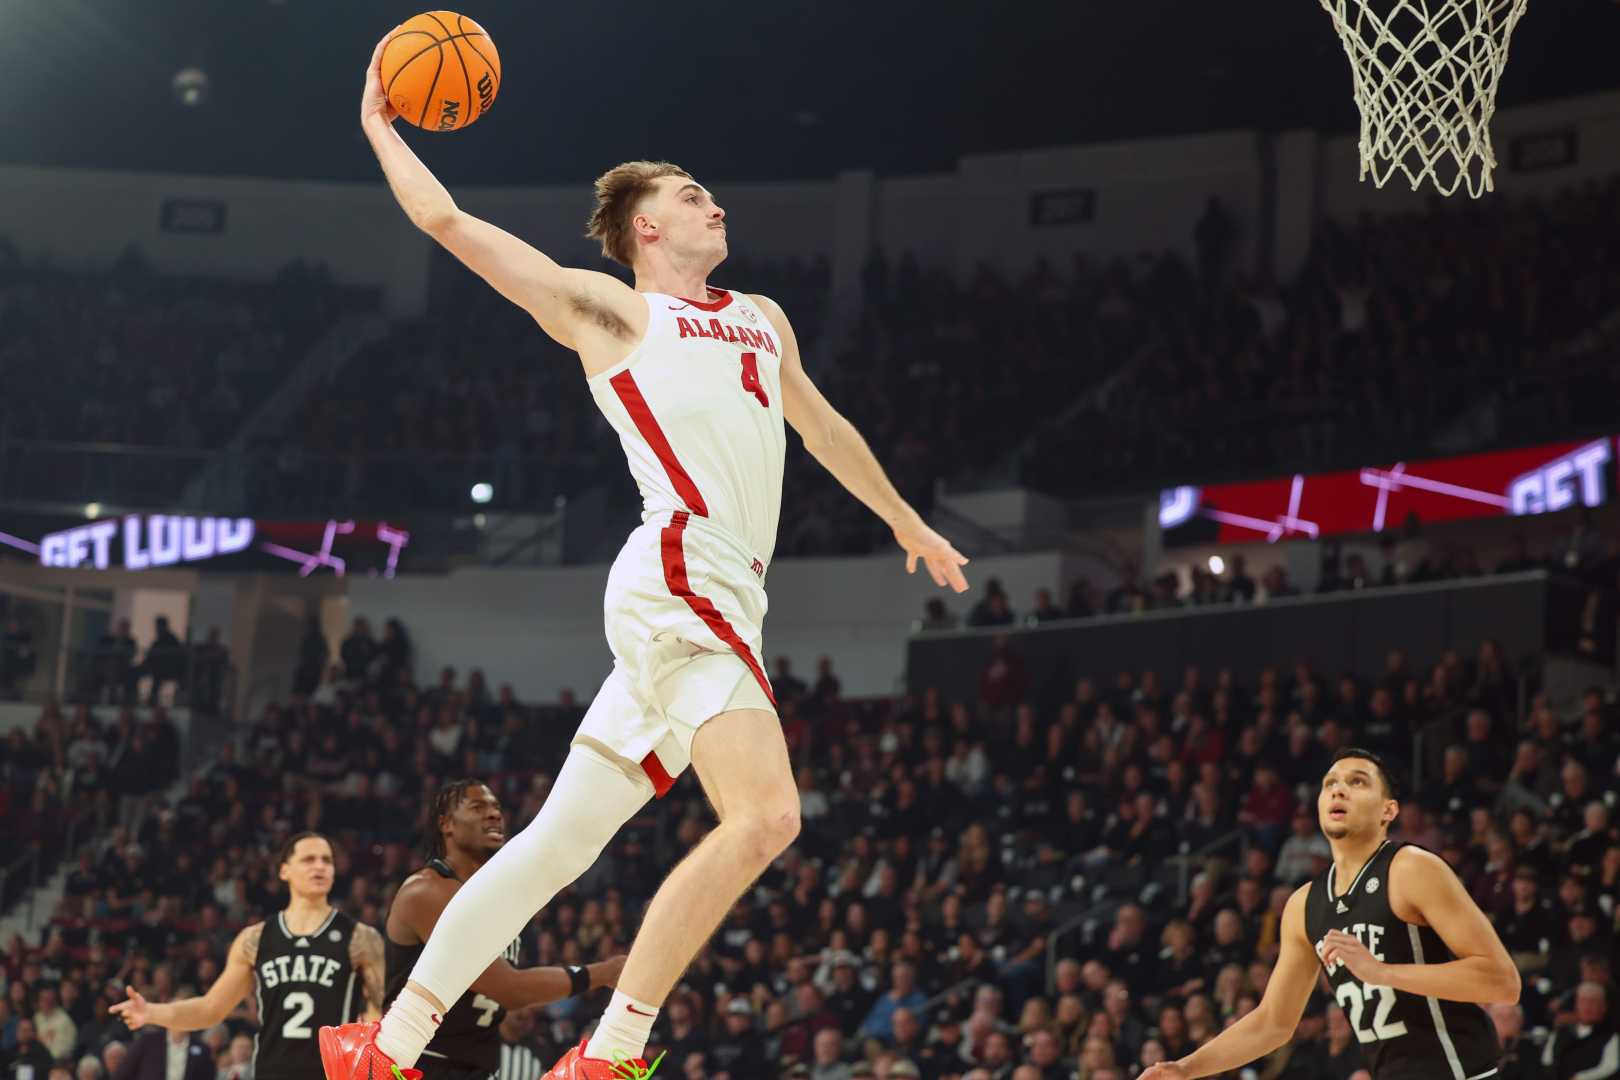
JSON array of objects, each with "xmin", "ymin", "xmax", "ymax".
[
  {"xmin": 390, "ymin": 1066, "xmax": 409, "ymax": 1080},
  {"xmin": 609, "ymin": 1049, "xmax": 666, "ymax": 1079}
]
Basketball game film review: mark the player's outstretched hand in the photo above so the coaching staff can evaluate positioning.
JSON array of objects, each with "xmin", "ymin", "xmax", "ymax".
[
  {"xmin": 1138, "ymin": 1065, "xmax": 1190, "ymax": 1080},
  {"xmin": 110, "ymin": 985, "xmax": 149, "ymax": 1029},
  {"xmin": 893, "ymin": 516, "xmax": 970, "ymax": 593},
  {"xmin": 360, "ymin": 34, "xmax": 400, "ymax": 127}
]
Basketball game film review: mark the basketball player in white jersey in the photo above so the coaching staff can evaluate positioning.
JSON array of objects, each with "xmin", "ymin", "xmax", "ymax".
[{"xmin": 320, "ymin": 35, "xmax": 971, "ymax": 1080}]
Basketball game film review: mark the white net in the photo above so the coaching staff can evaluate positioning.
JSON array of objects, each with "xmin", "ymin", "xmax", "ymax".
[{"xmin": 1319, "ymin": 0, "xmax": 1531, "ymax": 197}]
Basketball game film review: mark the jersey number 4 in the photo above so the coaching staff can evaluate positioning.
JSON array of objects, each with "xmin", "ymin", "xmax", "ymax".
[
  {"xmin": 739, "ymin": 352, "xmax": 769, "ymax": 408},
  {"xmin": 1335, "ymin": 981, "xmax": 1408, "ymax": 1043}
]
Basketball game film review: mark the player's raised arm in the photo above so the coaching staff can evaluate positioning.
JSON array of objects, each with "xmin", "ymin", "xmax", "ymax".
[
  {"xmin": 753, "ymin": 294, "xmax": 970, "ymax": 593},
  {"xmin": 1322, "ymin": 846, "xmax": 1520, "ymax": 1005},
  {"xmin": 358, "ymin": 37, "xmax": 641, "ymax": 355},
  {"xmin": 1142, "ymin": 886, "xmax": 1321, "ymax": 1080},
  {"xmin": 112, "ymin": 923, "xmax": 260, "ymax": 1033},
  {"xmin": 389, "ymin": 874, "xmax": 623, "ymax": 1010}
]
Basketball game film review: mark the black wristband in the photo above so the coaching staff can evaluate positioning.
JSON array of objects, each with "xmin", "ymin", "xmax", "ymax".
[{"xmin": 566, "ymin": 964, "xmax": 590, "ymax": 996}]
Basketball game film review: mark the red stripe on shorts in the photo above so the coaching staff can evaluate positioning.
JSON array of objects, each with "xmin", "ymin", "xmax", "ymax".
[
  {"xmin": 660, "ymin": 511, "xmax": 777, "ymax": 709},
  {"xmin": 609, "ymin": 370, "xmax": 710, "ymax": 517},
  {"xmin": 639, "ymin": 751, "xmax": 676, "ymax": 798}
]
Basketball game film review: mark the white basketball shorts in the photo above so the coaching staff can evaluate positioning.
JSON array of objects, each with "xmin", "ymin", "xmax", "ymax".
[{"xmin": 573, "ymin": 510, "xmax": 777, "ymax": 797}]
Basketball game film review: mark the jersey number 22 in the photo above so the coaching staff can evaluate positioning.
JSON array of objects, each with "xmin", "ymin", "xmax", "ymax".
[{"xmin": 1336, "ymin": 981, "xmax": 1408, "ymax": 1043}]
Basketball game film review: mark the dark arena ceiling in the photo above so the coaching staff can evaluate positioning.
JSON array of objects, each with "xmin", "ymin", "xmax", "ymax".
[{"xmin": 5, "ymin": 0, "xmax": 1618, "ymax": 186}]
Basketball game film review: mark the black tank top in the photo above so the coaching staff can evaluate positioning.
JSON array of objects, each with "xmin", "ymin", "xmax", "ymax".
[
  {"xmin": 384, "ymin": 859, "xmax": 522, "ymax": 1073},
  {"xmin": 253, "ymin": 908, "xmax": 361, "ymax": 1080},
  {"xmin": 1304, "ymin": 840, "xmax": 1501, "ymax": 1080}
]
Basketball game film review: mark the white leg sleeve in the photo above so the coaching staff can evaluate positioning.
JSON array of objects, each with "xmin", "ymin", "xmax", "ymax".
[{"xmin": 407, "ymin": 745, "xmax": 652, "ymax": 1007}]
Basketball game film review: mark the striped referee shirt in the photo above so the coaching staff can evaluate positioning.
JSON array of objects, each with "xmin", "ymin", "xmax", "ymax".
[{"xmin": 498, "ymin": 1042, "xmax": 546, "ymax": 1080}]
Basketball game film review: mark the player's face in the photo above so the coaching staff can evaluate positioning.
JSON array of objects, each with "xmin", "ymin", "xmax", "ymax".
[
  {"xmin": 446, "ymin": 784, "xmax": 506, "ymax": 856},
  {"xmin": 655, "ymin": 178, "xmax": 726, "ymax": 264},
  {"xmin": 1317, "ymin": 759, "xmax": 1396, "ymax": 840},
  {"xmin": 278, "ymin": 837, "xmax": 334, "ymax": 898}
]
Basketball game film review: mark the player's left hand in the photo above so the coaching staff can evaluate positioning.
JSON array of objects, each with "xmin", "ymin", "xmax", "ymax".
[
  {"xmin": 109, "ymin": 985, "xmax": 149, "ymax": 1029},
  {"xmin": 1322, "ymin": 929, "xmax": 1387, "ymax": 983},
  {"xmin": 893, "ymin": 515, "xmax": 970, "ymax": 593}
]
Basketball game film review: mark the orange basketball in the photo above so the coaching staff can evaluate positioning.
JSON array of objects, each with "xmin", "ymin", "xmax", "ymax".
[{"xmin": 380, "ymin": 11, "xmax": 501, "ymax": 132}]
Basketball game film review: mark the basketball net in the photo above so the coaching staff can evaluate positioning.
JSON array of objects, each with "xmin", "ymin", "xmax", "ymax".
[{"xmin": 1319, "ymin": 0, "xmax": 1530, "ymax": 198}]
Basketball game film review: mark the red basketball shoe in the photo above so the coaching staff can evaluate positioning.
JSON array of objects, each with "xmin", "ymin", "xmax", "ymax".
[
  {"xmin": 544, "ymin": 1038, "xmax": 665, "ymax": 1079},
  {"xmin": 317, "ymin": 1022, "xmax": 422, "ymax": 1080}
]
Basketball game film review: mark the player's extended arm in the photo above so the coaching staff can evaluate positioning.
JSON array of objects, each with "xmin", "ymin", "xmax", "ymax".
[
  {"xmin": 1323, "ymin": 846, "xmax": 1520, "ymax": 1005},
  {"xmin": 111, "ymin": 924, "xmax": 260, "ymax": 1032},
  {"xmin": 755, "ymin": 294, "xmax": 969, "ymax": 593},
  {"xmin": 1143, "ymin": 887, "xmax": 1320, "ymax": 1080},
  {"xmin": 390, "ymin": 877, "xmax": 624, "ymax": 1011},
  {"xmin": 357, "ymin": 37, "xmax": 639, "ymax": 354},
  {"xmin": 350, "ymin": 923, "xmax": 388, "ymax": 1021}
]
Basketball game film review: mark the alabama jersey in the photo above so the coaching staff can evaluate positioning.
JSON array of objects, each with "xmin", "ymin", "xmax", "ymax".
[
  {"xmin": 1305, "ymin": 841, "xmax": 1500, "ymax": 1080},
  {"xmin": 588, "ymin": 288, "xmax": 786, "ymax": 567}
]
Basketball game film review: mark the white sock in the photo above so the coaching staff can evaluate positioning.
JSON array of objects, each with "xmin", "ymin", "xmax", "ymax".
[
  {"xmin": 584, "ymin": 989, "xmax": 660, "ymax": 1063},
  {"xmin": 375, "ymin": 985, "xmax": 440, "ymax": 1068},
  {"xmin": 400, "ymin": 746, "xmax": 652, "ymax": 1053}
]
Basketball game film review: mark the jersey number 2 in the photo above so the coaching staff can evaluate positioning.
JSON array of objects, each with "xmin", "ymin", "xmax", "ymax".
[
  {"xmin": 1335, "ymin": 981, "xmax": 1408, "ymax": 1043},
  {"xmin": 281, "ymin": 991, "xmax": 315, "ymax": 1039},
  {"xmin": 739, "ymin": 352, "xmax": 769, "ymax": 408}
]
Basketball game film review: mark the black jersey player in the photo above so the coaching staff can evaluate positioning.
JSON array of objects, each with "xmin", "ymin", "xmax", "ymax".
[
  {"xmin": 374, "ymin": 780, "xmax": 625, "ymax": 1080},
  {"xmin": 1143, "ymin": 749, "xmax": 1520, "ymax": 1080},
  {"xmin": 112, "ymin": 833, "xmax": 387, "ymax": 1080}
]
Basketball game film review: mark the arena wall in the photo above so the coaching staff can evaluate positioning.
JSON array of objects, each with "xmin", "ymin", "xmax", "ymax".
[{"xmin": 345, "ymin": 548, "xmax": 1093, "ymax": 702}]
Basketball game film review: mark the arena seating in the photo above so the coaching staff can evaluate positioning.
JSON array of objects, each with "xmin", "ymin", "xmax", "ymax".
[
  {"xmin": 2, "ymin": 608, "xmax": 1615, "ymax": 1080},
  {"xmin": 0, "ymin": 246, "xmax": 364, "ymax": 452},
  {"xmin": 224, "ymin": 178, "xmax": 1620, "ymax": 554}
]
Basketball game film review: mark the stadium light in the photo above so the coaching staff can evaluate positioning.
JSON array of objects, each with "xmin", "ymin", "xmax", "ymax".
[
  {"xmin": 470, "ymin": 482, "xmax": 494, "ymax": 505},
  {"xmin": 1208, "ymin": 555, "xmax": 1226, "ymax": 575},
  {"xmin": 84, "ymin": 502, "xmax": 102, "ymax": 519}
]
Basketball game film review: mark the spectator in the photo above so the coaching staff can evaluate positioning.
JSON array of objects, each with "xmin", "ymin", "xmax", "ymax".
[
  {"xmin": 773, "ymin": 658, "xmax": 809, "ymax": 706},
  {"xmin": 31, "ymin": 988, "xmax": 74, "ymax": 1063},
  {"xmin": 968, "ymin": 582, "xmax": 1015, "ymax": 628},
  {"xmin": 292, "ymin": 617, "xmax": 329, "ymax": 698},
  {"xmin": 8, "ymin": 1019, "xmax": 53, "ymax": 1080},
  {"xmin": 859, "ymin": 963, "xmax": 927, "ymax": 1043},
  {"xmin": 339, "ymin": 618, "xmax": 377, "ymax": 682},
  {"xmin": 0, "ymin": 616, "xmax": 37, "ymax": 701},
  {"xmin": 113, "ymin": 1028, "xmax": 214, "ymax": 1080},
  {"xmin": 918, "ymin": 599, "xmax": 958, "ymax": 632},
  {"xmin": 129, "ymin": 617, "xmax": 185, "ymax": 707},
  {"xmin": 1274, "ymin": 808, "xmax": 1331, "ymax": 884},
  {"xmin": 1542, "ymin": 982, "xmax": 1620, "ymax": 1080},
  {"xmin": 1028, "ymin": 590, "xmax": 1065, "ymax": 625},
  {"xmin": 1489, "ymin": 1003, "xmax": 1535, "ymax": 1080},
  {"xmin": 808, "ymin": 1026, "xmax": 849, "ymax": 1080}
]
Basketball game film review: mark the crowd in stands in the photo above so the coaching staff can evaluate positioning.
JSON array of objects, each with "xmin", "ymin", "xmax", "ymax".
[
  {"xmin": 1023, "ymin": 178, "xmax": 1620, "ymax": 499},
  {"xmin": 0, "ymin": 701, "xmax": 182, "ymax": 914},
  {"xmin": 243, "ymin": 253, "xmax": 831, "ymax": 515},
  {"xmin": 916, "ymin": 509, "xmax": 1620, "ymax": 645},
  {"xmin": 0, "ymin": 243, "xmax": 358, "ymax": 451},
  {"xmin": 303, "ymin": 177, "xmax": 1617, "ymax": 551},
  {"xmin": 2, "ymin": 606, "xmax": 1618, "ymax": 1080},
  {"xmin": 8, "ymin": 178, "xmax": 1620, "ymax": 550},
  {"xmin": 0, "ymin": 604, "xmax": 233, "ymax": 715}
]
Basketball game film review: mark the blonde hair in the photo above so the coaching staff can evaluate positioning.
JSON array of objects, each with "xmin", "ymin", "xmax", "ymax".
[{"xmin": 586, "ymin": 160, "xmax": 692, "ymax": 267}]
